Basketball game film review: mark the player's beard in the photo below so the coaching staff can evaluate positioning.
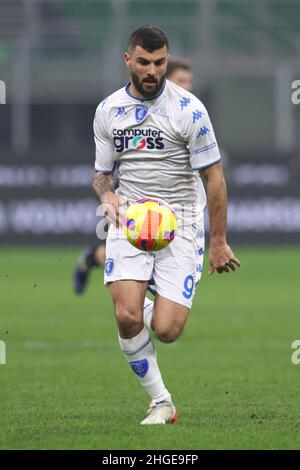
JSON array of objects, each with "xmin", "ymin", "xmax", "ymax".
[{"xmin": 130, "ymin": 71, "xmax": 166, "ymax": 99}]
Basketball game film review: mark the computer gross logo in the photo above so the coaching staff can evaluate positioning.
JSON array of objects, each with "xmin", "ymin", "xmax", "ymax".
[{"xmin": 113, "ymin": 128, "xmax": 164, "ymax": 153}]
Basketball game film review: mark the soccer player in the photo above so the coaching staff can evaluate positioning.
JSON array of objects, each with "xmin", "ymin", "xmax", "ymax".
[
  {"xmin": 73, "ymin": 57, "xmax": 193, "ymax": 294},
  {"xmin": 92, "ymin": 26, "xmax": 240, "ymax": 425},
  {"xmin": 165, "ymin": 56, "xmax": 193, "ymax": 92}
]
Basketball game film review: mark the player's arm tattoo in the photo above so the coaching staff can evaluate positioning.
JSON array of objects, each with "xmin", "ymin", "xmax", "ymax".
[
  {"xmin": 200, "ymin": 162, "xmax": 227, "ymax": 243},
  {"xmin": 92, "ymin": 172, "xmax": 115, "ymax": 203}
]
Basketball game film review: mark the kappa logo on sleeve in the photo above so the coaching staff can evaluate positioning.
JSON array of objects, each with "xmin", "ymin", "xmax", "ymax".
[
  {"xmin": 197, "ymin": 126, "xmax": 210, "ymax": 137},
  {"xmin": 192, "ymin": 110, "xmax": 205, "ymax": 123},
  {"xmin": 180, "ymin": 97, "xmax": 191, "ymax": 110},
  {"xmin": 0, "ymin": 80, "xmax": 6, "ymax": 104}
]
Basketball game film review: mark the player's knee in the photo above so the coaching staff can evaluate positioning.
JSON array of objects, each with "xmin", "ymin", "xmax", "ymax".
[
  {"xmin": 155, "ymin": 325, "xmax": 181, "ymax": 344},
  {"xmin": 115, "ymin": 304, "xmax": 142, "ymax": 331}
]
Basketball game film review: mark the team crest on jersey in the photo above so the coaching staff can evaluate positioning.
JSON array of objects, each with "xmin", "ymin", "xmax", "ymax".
[
  {"xmin": 130, "ymin": 359, "xmax": 149, "ymax": 377},
  {"xmin": 135, "ymin": 105, "xmax": 148, "ymax": 123},
  {"xmin": 105, "ymin": 258, "xmax": 114, "ymax": 276}
]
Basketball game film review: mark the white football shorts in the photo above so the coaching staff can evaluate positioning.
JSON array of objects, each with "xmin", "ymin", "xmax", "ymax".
[{"xmin": 104, "ymin": 222, "xmax": 205, "ymax": 309}]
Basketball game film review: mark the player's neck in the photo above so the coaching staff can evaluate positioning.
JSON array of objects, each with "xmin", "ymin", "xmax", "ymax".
[
  {"xmin": 128, "ymin": 82, "xmax": 144, "ymax": 100},
  {"xmin": 127, "ymin": 81, "xmax": 166, "ymax": 101}
]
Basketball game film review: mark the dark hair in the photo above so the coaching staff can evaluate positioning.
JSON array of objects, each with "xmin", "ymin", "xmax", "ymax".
[
  {"xmin": 167, "ymin": 56, "xmax": 192, "ymax": 78},
  {"xmin": 128, "ymin": 25, "xmax": 169, "ymax": 52}
]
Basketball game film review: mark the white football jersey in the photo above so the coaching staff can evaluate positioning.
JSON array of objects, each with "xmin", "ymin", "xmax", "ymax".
[{"xmin": 94, "ymin": 79, "xmax": 221, "ymax": 234}]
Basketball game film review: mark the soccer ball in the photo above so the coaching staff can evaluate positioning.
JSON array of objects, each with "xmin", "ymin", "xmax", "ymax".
[{"xmin": 122, "ymin": 198, "xmax": 178, "ymax": 251}]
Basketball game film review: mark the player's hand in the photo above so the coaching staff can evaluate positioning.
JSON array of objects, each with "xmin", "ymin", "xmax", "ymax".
[
  {"xmin": 101, "ymin": 192, "xmax": 127, "ymax": 228},
  {"xmin": 208, "ymin": 241, "xmax": 241, "ymax": 275}
]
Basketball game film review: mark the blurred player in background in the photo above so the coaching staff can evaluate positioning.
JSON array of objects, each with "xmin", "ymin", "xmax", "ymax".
[
  {"xmin": 92, "ymin": 26, "xmax": 240, "ymax": 425},
  {"xmin": 73, "ymin": 56, "xmax": 194, "ymax": 294},
  {"xmin": 165, "ymin": 56, "xmax": 193, "ymax": 91}
]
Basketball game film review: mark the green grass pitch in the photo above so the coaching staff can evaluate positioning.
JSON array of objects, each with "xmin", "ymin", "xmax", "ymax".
[{"xmin": 0, "ymin": 246, "xmax": 299, "ymax": 450}]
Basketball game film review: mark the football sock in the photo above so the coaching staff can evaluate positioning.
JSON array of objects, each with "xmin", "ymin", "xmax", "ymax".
[
  {"xmin": 84, "ymin": 244, "xmax": 101, "ymax": 268},
  {"xmin": 78, "ymin": 244, "xmax": 100, "ymax": 271},
  {"xmin": 118, "ymin": 327, "xmax": 171, "ymax": 402},
  {"xmin": 143, "ymin": 298, "xmax": 154, "ymax": 331}
]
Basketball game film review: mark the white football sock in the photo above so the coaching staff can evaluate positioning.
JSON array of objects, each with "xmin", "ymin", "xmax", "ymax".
[
  {"xmin": 118, "ymin": 327, "xmax": 170, "ymax": 403},
  {"xmin": 143, "ymin": 298, "xmax": 154, "ymax": 331}
]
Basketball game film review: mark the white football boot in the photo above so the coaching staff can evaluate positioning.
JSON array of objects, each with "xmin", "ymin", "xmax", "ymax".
[{"xmin": 140, "ymin": 399, "xmax": 178, "ymax": 425}]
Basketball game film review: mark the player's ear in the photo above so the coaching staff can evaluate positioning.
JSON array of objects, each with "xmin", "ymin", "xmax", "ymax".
[{"xmin": 124, "ymin": 52, "xmax": 131, "ymax": 69}]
